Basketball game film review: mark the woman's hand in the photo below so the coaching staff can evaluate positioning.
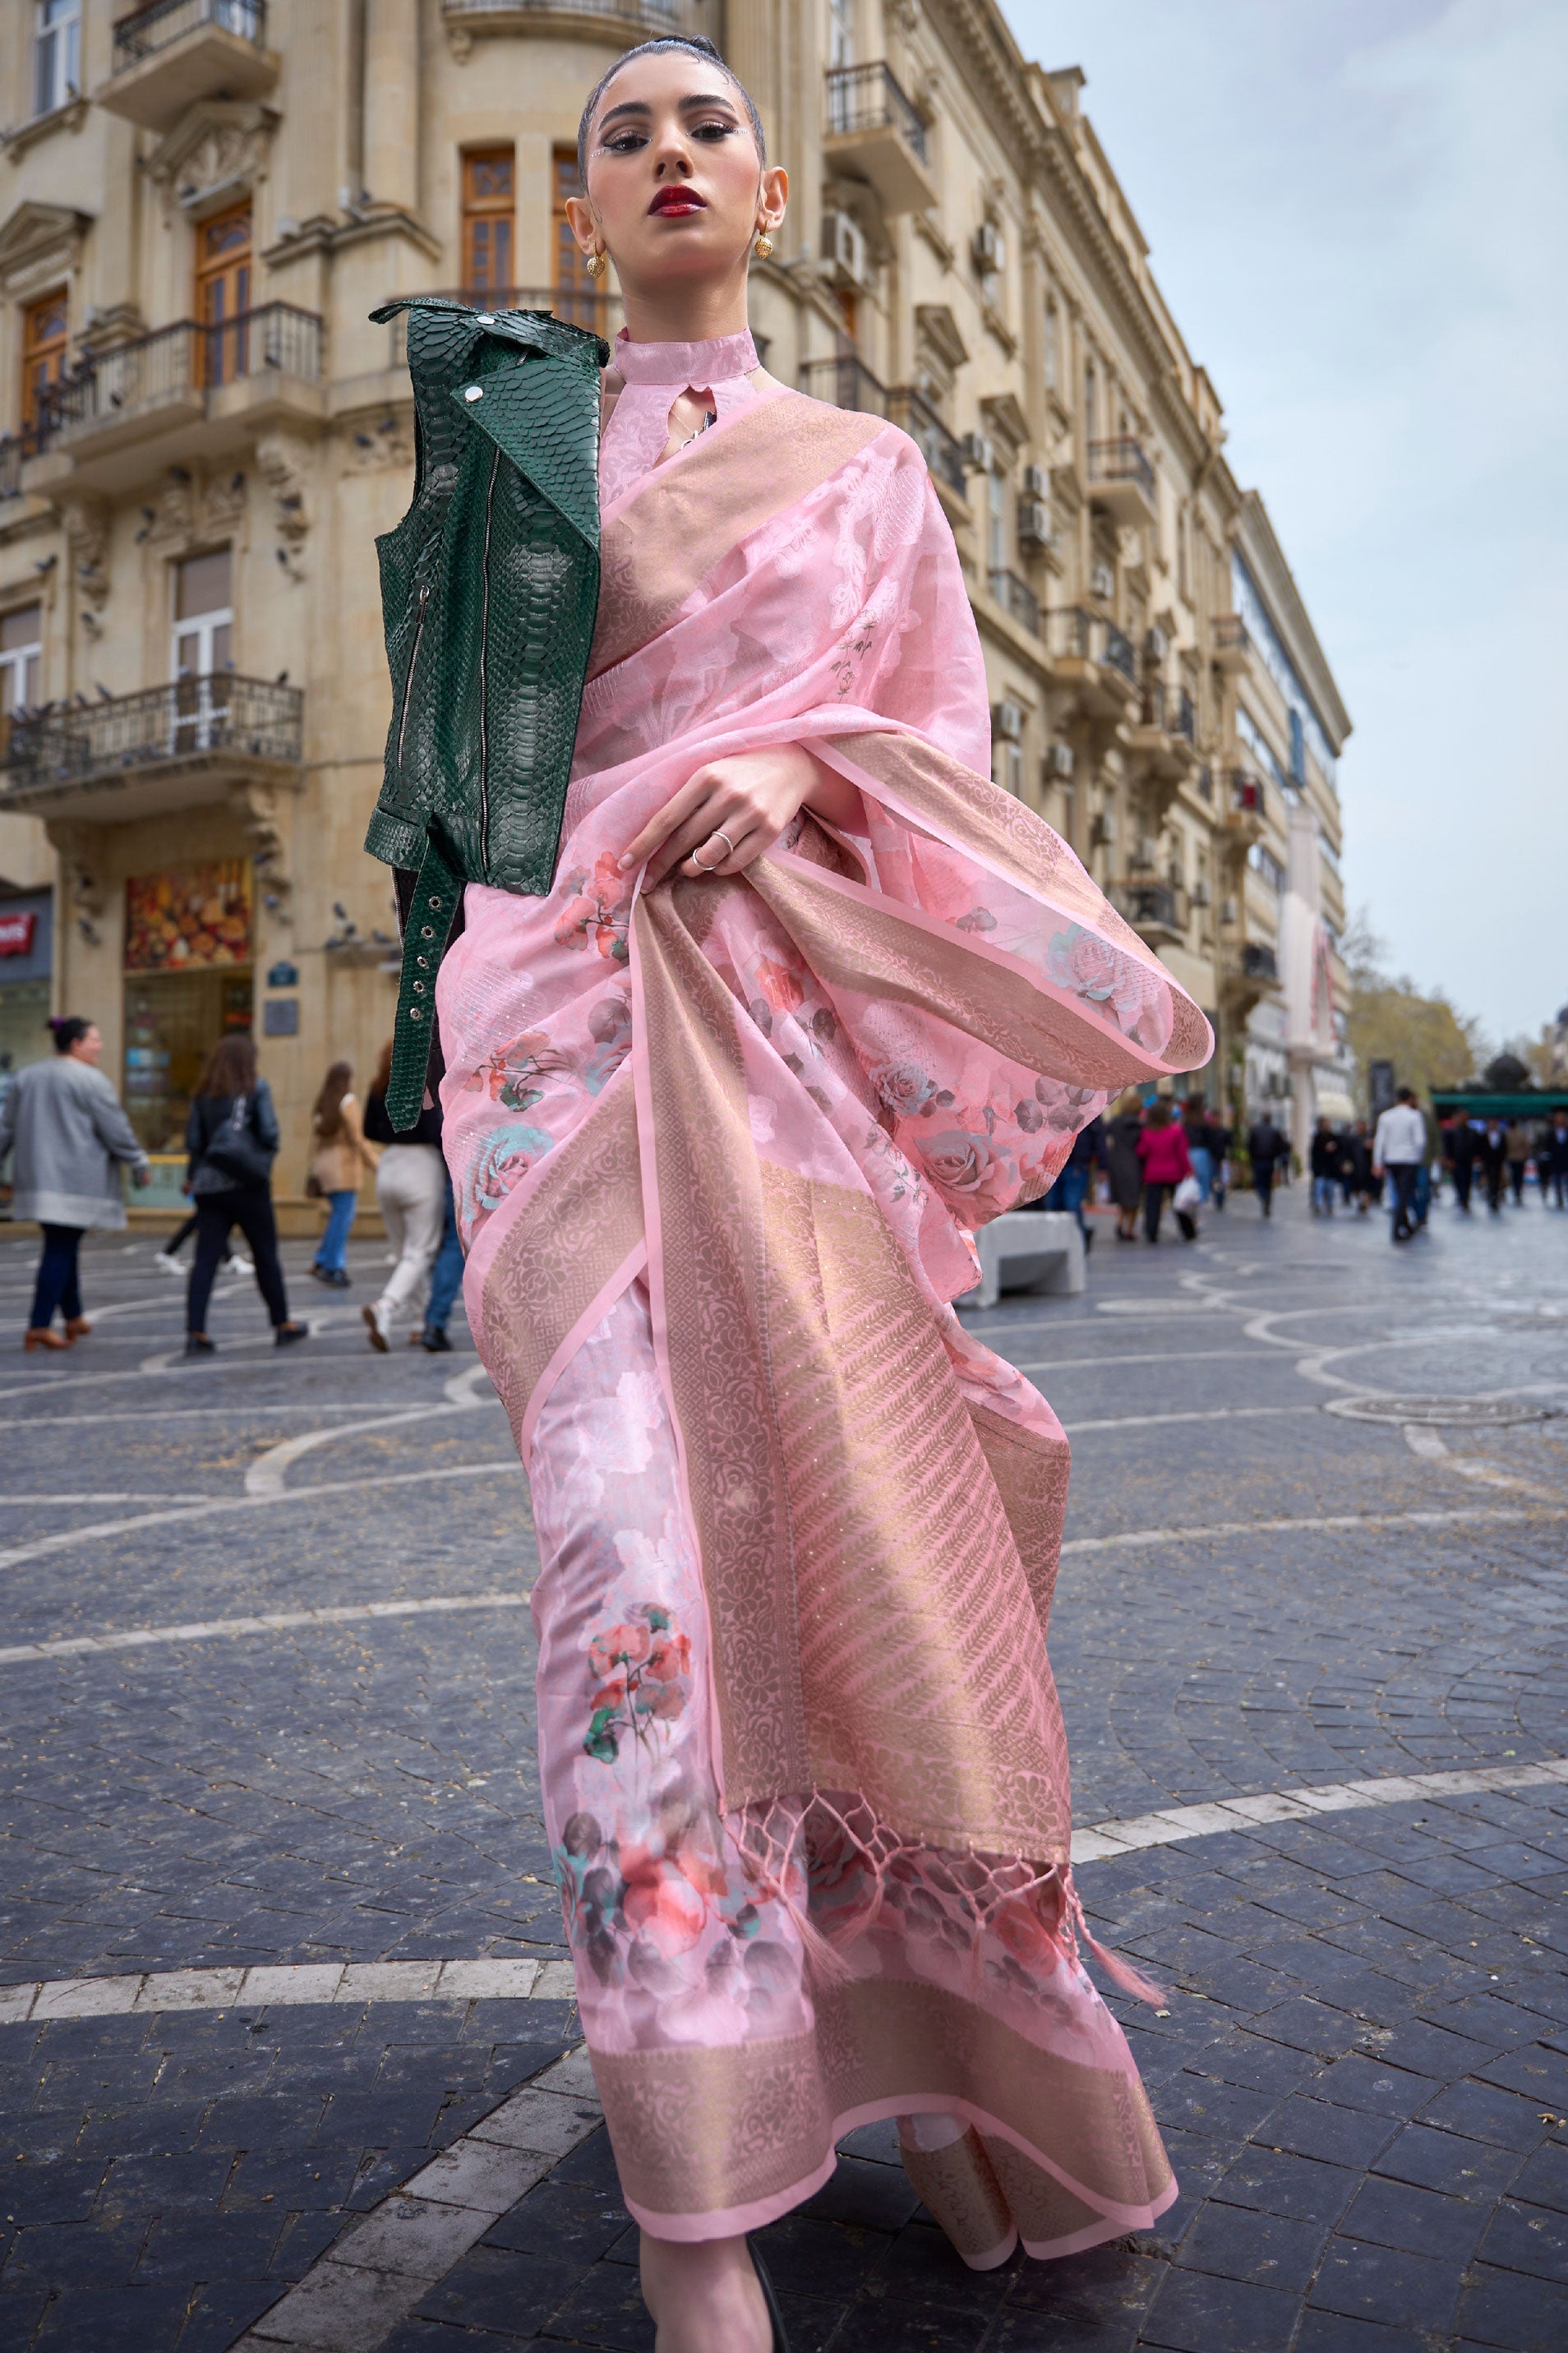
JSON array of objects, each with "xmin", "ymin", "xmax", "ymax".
[{"xmin": 618, "ymin": 745, "xmax": 860, "ymax": 887}]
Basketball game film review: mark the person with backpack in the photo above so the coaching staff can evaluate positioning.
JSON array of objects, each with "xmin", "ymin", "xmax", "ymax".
[
  {"xmin": 183, "ymin": 1034, "xmax": 307, "ymax": 1356},
  {"xmin": 1309, "ymin": 1117, "xmax": 1340, "ymax": 1216}
]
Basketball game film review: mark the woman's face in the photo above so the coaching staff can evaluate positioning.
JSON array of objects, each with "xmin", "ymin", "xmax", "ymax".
[
  {"xmin": 567, "ymin": 51, "xmax": 786, "ymax": 296},
  {"xmin": 71, "ymin": 1025, "xmax": 103, "ymax": 1065}
]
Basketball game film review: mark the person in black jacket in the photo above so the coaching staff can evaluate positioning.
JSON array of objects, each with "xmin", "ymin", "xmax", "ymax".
[
  {"xmin": 185, "ymin": 1034, "xmax": 307, "ymax": 1357},
  {"xmin": 1247, "ymin": 1112, "xmax": 1285, "ymax": 1216},
  {"xmin": 1545, "ymin": 1109, "xmax": 1568, "ymax": 1210},
  {"xmin": 1308, "ymin": 1119, "xmax": 1340, "ymax": 1216}
]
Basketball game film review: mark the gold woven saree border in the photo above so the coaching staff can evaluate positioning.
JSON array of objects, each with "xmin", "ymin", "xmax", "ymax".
[
  {"xmin": 637, "ymin": 880, "xmax": 1070, "ymax": 1858},
  {"xmin": 750, "ymin": 851, "xmax": 1186, "ymax": 1092},
  {"xmin": 590, "ymin": 395, "xmax": 890, "ymax": 679},
  {"xmin": 477, "ymin": 1072, "xmax": 644, "ymax": 1449},
  {"xmin": 591, "ymin": 1972, "xmax": 1173, "ymax": 2229},
  {"xmin": 819, "ymin": 730, "xmax": 1215, "ymax": 1074}
]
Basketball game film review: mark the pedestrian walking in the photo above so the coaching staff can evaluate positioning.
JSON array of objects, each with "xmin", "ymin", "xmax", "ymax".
[
  {"xmin": 308, "ymin": 1060, "xmax": 378, "ymax": 1288},
  {"xmin": 1208, "ymin": 1109, "xmax": 1233, "ymax": 1210},
  {"xmin": 1476, "ymin": 1117, "xmax": 1508, "ymax": 1215},
  {"xmin": 1309, "ymin": 1117, "xmax": 1340, "ymax": 1216},
  {"xmin": 1104, "ymin": 1090, "xmax": 1145, "ymax": 1242},
  {"xmin": 1411, "ymin": 1098, "xmax": 1440, "ymax": 1229},
  {"xmin": 1247, "ymin": 1109, "xmax": 1286, "ymax": 1217},
  {"xmin": 1136, "ymin": 1097, "xmax": 1197, "ymax": 1243},
  {"xmin": 1372, "ymin": 1084, "xmax": 1426, "ymax": 1243},
  {"xmin": 1504, "ymin": 1119, "xmax": 1532, "ymax": 1207},
  {"xmin": 362, "ymin": 1039, "xmax": 446, "ymax": 1351},
  {"xmin": 1545, "ymin": 1108, "xmax": 1568, "ymax": 1210},
  {"xmin": 1445, "ymin": 1114, "xmax": 1476, "ymax": 1214},
  {"xmin": 417, "ymin": 1171, "xmax": 465, "ymax": 1351},
  {"xmin": 1344, "ymin": 1119, "xmax": 1374, "ymax": 1213},
  {"xmin": 184, "ymin": 1035, "xmax": 307, "ymax": 1356},
  {"xmin": 0, "ymin": 1015, "xmax": 149, "ymax": 1351},
  {"xmin": 1039, "ymin": 1112, "xmax": 1102, "ymax": 1250},
  {"xmin": 1182, "ymin": 1096, "xmax": 1215, "ymax": 1205}
]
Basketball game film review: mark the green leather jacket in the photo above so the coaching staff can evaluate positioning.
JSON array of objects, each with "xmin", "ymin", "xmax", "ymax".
[{"xmin": 365, "ymin": 297, "xmax": 606, "ymax": 1128}]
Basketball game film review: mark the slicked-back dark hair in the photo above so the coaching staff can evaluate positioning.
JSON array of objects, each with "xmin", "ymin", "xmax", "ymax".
[{"xmin": 575, "ymin": 34, "xmax": 765, "ymax": 194}]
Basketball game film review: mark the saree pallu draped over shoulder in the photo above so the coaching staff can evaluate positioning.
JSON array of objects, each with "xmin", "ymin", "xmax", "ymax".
[{"xmin": 438, "ymin": 385, "xmax": 1210, "ymax": 2253}]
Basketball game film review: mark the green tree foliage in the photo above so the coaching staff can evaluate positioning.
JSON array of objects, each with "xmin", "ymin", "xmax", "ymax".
[{"xmin": 1342, "ymin": 912, "xmax": 1483, "ymax": 1106}]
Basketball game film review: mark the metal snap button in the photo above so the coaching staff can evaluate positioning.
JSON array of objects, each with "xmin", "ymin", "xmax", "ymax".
[
  {"xmin": 476, "ymin": 314, "xmax": 496, "ymax": 326},
  {"xmin": 409, "ymin": 1007, "xmax": 423, "ymax": 1021},
  {"xmin": 428, "ymin": 895, "xmax": 442, "ymax": 908},
  {"xmin": 420, "ymin": 925, "xmax": 434, "ymax": 939},
  {"xmin": 463, "ymin": 385, "xmax": 483, "ymax": 401}
]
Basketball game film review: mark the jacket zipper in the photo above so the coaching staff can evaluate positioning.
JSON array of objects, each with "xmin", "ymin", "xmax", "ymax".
[
  {"xmin": 477, "ymin": 445, "xmax": 500, "ymax": 870},
  {"xmin": 394, "ymin": 579, "xmax": 431, "ymax": 773}
]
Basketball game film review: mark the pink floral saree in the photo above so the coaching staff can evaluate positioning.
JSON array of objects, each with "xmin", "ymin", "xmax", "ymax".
[{"xmin": 436, "ymin": 367, "xmax": 1211, "ymax": 2258}]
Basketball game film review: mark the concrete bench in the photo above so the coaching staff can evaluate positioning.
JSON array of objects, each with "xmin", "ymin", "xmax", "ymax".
[{"xmin": 965, "ymin": 1210, "xmax": 1086, "ymax": 1308}]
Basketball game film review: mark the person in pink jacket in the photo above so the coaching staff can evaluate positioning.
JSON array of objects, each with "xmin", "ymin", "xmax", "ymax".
[{"xmin": 1136, "ymin": 1097, "xmax": 1197, "ymax": 1243}]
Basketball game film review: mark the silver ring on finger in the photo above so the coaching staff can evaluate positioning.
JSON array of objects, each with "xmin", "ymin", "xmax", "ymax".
[{"xmin": 695, "ymin": 828, "xmax": 735, "ymax": 871}]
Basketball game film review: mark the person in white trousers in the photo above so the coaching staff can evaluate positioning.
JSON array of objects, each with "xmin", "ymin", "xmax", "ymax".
[{"xmin": 360, "ymin": 1043, "xmax": 447, "ymax": 1350}]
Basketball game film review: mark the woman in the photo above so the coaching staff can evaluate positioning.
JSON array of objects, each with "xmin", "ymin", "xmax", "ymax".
[
  {"xmin": 309, "ymin": 1059, "xmax": 377, "ymax": 1287},
  {"xmin": 431, "ymin": 39, "xmax": 1210, "ymax": 2350},
  {"xmin": 362, "ymin": 1038, "xmax": 445, "ymax": 1350},
  {"xmin": 1104, "ymin": 1088, "xmax": 1146, "ymax": 1241},
  {"xmin": 184, "ymin": 1033, "xmax": 307, "ymax": 1356},
  {"xmin": 0, "ymin": 1015, "xmax": 147, "ymax": 1350},
  {"xmin": 1309, "ymin": 1115, "xmax": 1340, "ymax": 1216},
  {"xmin": 1136, "ymin": 1097, "xmax": 1195, "ymax": 1243}
]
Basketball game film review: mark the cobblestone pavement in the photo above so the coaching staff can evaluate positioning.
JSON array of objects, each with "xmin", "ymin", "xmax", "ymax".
[{"xmin": 2, "ymin": 1188, "xmax": 1567, "ymax": 2351}]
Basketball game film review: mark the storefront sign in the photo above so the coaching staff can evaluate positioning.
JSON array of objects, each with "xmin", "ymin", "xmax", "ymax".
[
  {"xmin": 0, "ymin": 910, "xmax": 36, "ymax": 956},
  {"xmin": 125, "ymin": 862, "xmax": 251, "ymax": 972},
  {"xmin": 265, "ymin": 960, "xmax": 299, "ymax": 989}
]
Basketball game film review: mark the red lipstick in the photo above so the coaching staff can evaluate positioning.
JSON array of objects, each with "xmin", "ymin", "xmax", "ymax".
[{"xmin": 648, "ymin": 186, "xmax": 707, "ymax": 217}]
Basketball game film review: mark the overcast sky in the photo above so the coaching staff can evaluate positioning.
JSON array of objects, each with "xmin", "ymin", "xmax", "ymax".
[{"xmin": 1001, "ymin": 0, "xmax": 1568, "ymax": 1046}]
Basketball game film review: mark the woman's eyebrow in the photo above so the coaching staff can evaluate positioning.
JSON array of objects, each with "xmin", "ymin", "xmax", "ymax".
[{"xmin": 597, "ymin": 90, "xmax": 739, "ymax": 131}]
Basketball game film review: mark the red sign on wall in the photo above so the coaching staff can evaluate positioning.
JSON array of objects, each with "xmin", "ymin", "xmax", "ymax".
[{"xmin": 0, "ymin": 910, "xmax": 37, "ymax": 957}]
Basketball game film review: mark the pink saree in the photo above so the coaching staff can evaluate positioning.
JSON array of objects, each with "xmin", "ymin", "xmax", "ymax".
[{"xmin": 437, "ymin": 342, "xmax": 1211, "ymax": 2260}]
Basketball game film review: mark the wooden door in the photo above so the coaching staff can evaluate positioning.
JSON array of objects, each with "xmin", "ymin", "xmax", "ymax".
[
  {"xmin": 196, "ymin": 200, "xmax": 252, "ymax": 386},
  {"xmin": 21, "ymin": 289, "xmax": 67, "ymax": 437},
  {"xmin": 462, "ymin": 149, "xmax": 514, "ymax": 298}
]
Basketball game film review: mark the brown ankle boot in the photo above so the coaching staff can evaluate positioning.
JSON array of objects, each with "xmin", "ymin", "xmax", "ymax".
[
  {"xmin": 24, "ymin": 1326, "xmax": 71, "ymax": 1351},
  {"xmin": 64, "ymin": 1316, "xmax": 91, "ymax": 1340}
]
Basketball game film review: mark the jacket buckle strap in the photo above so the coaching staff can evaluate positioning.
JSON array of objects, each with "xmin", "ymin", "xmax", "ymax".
[{"xmin": 387, "ymin": 830, "xmax": 463, "ymax": 1133}]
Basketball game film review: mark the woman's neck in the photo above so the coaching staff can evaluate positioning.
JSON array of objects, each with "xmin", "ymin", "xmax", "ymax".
[{"xmin": 616, "ymin": 270, "xmax": 750, "ymax": 347}]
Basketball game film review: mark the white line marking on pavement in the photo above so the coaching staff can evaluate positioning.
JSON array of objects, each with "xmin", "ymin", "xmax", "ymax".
[
  {"xmin": 0, "ymin": 1460, "xmax": 524, "ymax": 1573},
  {"xmin": 229, "ymin": 2048, "xmax": 602, "ymax": 2352},
  {"xmin": 1069, "ymin": 1756, "xmax": 1568, "ymax": 1862},
  {"xmin": 6, "ymin": 1760, "xmax": 1565, "ymax": 2029},
  {"xmin": 0, "ymin": 1954, "xmax": 576, "ymax": 2027},
  {"xmin": 0, "ymin": 1493, "xmax": 220, "ymax": 1506},
  {"xmin": 0, "ymin": 1589, "xmax": 529, "ymax": 1666},
  {"xmin": 1060, "ymin": 1405, "xmax": 1318, "ymax": 1435},
  {"xmin": 1060, "ymin": 1504, "xmax": 1568, "ymax": 1554},
  {"xmin": 244, "ymin": 1359, "xmax": 495, "ymax": 1497}
]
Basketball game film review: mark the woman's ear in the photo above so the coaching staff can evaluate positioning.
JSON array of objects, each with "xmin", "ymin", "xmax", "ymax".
[{"xmin": 564, "ymin": 192, "xmax": 598, "ymax": 260}]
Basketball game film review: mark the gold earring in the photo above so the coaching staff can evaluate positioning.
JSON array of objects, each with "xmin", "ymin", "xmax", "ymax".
[
  {"xmin": 754, "ymin": 230, "xmax": 774, "ymax": 261},
  {"xmin": 583, "ymin": 248, "xmax": 606, "ymax": 279}
]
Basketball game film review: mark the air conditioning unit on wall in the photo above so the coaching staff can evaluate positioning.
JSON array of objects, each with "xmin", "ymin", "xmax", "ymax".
[
  {"xmin": 823, "ymin": 210, "xmax": 871, "ymax": 288},
  {"xmin": 1045, "ymin": 741, "xmax": 1073, "ymax": 777},
  {"xmin": 991, "ymin": 698, "xmax": 1026, "ymax": 743},
  {"xmin": 1017, "ymin": 496, "xmax": 1053, "ymax": 551},
  {"xmin": 1022, "ymin": 462, "xmax": 1049, "ymax": 497},
  {"xmin": 1091, "ymin": 807, "xmax": 1117, "ymax": 847},
  {"xmin": 961, "ymin": 431, "xmax": 996, "ymax": 474},
  {"xmin": 974, "ymin": 220, "xmax": 1006, "ymax": 275},
  {"xmin": 1091, "ymin": 562, "xmax": 1115, "ymax": 600},
  {"xmin": 1143, "ymin": 625, "xmax": 1168, "ymax": 663}
]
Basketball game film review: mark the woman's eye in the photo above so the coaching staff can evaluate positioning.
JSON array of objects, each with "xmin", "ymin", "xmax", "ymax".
[
  {"xmin": 603, "ymin": 131, "xmax": 646, "ymax": 154},
  {"xmin": 694, "ymin": 120, "xmax": 737, "ymax": 140}
]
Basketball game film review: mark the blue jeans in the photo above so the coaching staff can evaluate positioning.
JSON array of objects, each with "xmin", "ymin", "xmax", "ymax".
[
  {"xmin": 315, "ymin": 1188, "xmax": 358, "ymax": 1273},
  {"xmin": 1188, "ymin": 1146, "xmax": 1213, "ymax": 1205},
  {"xmin": 425, "ymin": 1175, "xmax": 464, "ymax": 1334},
  {"xmin": 1412, "ymin": 1164, "xmax": 1432, "ymax": 1226},
  {"xmin": 1044, "ymin": 1163, "xmax": 1089, "ymax": 1234},
  {"xmin": 30, "ymin": 1223, "xmax": 84, "ymax": 1330}
]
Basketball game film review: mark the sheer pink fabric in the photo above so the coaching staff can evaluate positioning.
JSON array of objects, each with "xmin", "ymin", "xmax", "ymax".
[{"xmin": 436, "ymin": 375, "xmax": 1208, "ymax": 2248}]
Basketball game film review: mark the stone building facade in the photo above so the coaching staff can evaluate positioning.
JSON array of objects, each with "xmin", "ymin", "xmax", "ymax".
[{"xmin": 0, "ymin": 0, "xmax": 1350, "ymax": 1202}]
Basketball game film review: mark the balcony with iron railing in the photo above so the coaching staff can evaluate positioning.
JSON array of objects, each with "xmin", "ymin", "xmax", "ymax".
[
  {"xmin": 25, "ymin": 306, "xmax": 324, "ymax": 492},
  {"xmin": 1175, "ymin": 686, "xmax": 1197, "ymax": 742},
  {"xmin": 987, "ymin": 567, "xmax": 1040, "ymax": 639},
  {"xmin": 1118, "ymin": 880, "xmax": 1183, "ymax": 944},
  {"xmin": 1241, "ymin": 940, "xmax": 1279, "ymax": 983},
  {"xmin": 1049, "ymin": 607, "xmax": 1139, "ymax": 717},
  {"xmin": 441, "ymin": 0, "xmax": 711, "ymax": 38},
  {"xmin": 1086, "ymin": 437, "xmax": 1157, "ymax": 528},
  {"xmin": 1212, "ymin": 612, "xmax": 1252, "ymax": 673},
  {"xmin": 103, "ymin": 0, "xmax": 277, "ymax": 133},
  {"xmin": 797, "ymin": 358, "xmax": 966, "ymax": 501},
  {"xmin": 0, "ymin": 420, "xmax": 49, "ymax": 505},
  {"xmin": 823, "ymin": 61, "xmax": 934, "ymax": 212},
  {"xmin": 0, "ymin": 675, "xmax": 304, "ymax": 823}
]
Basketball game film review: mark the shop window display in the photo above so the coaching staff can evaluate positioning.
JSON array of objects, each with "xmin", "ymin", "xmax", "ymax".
[{"xmin": 122, "ymin": 860, "xmax": 251, "ymax": 1153}]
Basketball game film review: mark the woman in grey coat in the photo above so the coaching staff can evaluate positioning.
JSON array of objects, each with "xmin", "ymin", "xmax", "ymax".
[{"xmin": 0, "ymin": 1016, "xmax": 148, "ymax": 1350}]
